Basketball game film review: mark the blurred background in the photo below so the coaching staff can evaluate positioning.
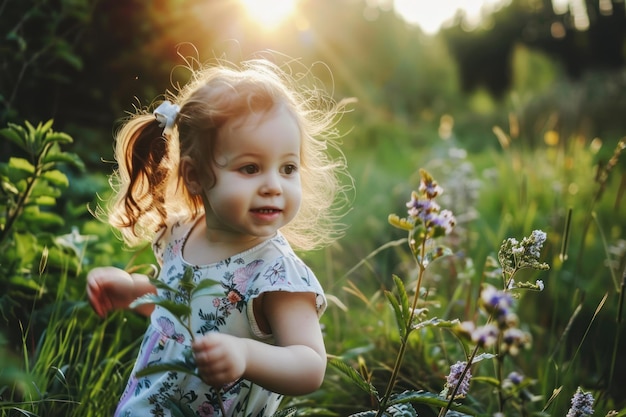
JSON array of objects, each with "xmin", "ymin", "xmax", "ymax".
[
  {"xmin": 1, "ymin": 0, "xmax": 625, "ymax": 416},
  {"xmin": 3, "ymin": 0, "xmax": 626, "ymax": 159}
]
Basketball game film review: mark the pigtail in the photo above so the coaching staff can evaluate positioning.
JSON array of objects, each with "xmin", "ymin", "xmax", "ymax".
[
  {"xmin": 108, "ymin": 114, "xmax": 174, "ymax": 246},
  {"xmin": 124, "ymin": 119, "xmax": 169, "ymax": 221}
]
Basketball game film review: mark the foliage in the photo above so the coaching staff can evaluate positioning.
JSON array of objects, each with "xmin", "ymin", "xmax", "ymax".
[
  {"xmin": 0, "ymin": 120, "xmax": 84, "ymax": 342},
  {"xmin": 0, "ymin": 116, "xmax": 624, "ymax": 416},
  {"xmin": 0, "ymin": 0, "xmax": 93, "ymax": 124},
  {"xmin": 440, "ymin": 0, "xmax": 626, "ymax": 97},
  {"xmin": 2, "ymin": 2, "xmax": 626, "ymax": 417},
  {"xmin": 316, "ymin": 130, "xmax": 625, "ymax": 416},
  {"xmin": 0, "ymin": 120, "xmax": 141, "ymax": 417},
  {"xmin": 328, "ymin": 170, "xmax": 555, "ymax": 416}
]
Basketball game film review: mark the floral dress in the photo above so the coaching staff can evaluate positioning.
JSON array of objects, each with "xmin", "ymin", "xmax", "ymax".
[{"xmin": 114, "ymin": 218, "xmax": 327, "ymax": 417}]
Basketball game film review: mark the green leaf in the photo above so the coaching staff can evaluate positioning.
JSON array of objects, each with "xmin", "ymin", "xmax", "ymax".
[
  {"xmin": 8, "ymin": 158, "xmax": 35, "ymax": 174},
  {"xmin": 33, "ymin": 195, "xmax": 56, "ymax": 206},
  {"xmin": 470, "ymin": 376, "xmax": 500, "ymax": 388},
  {"xmin": 388, "ymin": 390, "xmax": 476, "ymax": 415},
  {"xmin": 179, "ymin": 266, "xmax": 196, "ymax": 293},
  {"xmin": 413, "ymin": 317, "xmax": 460, "ymax": 331},
  {"xmin": 57, "ymin": 48, "xmax": 83, "ymax": 71},
  {"xmin": 38, "ymin": 120, "xmax": 54, "ymax": 134},
  {"xmin": 393, "ymin": 275, "xmax": 410, "ymax": 325},
  {"xmin": 388, "ymin": 214, "xmax": 414, "ymax": 231},
  {"xmin": 21, "ymin": 209, "xmax": 65, "ymax": 228},
  {"xmin": 6, "ymin": 275, "xmax": 46, "ymax": 293},
  {"xmin": 130, "ymin": 294, "xmax": 191, "ymax": 319},
  {"xmin": 41, "ymin": 151, "xmax": 85, "ymax": 170},
  {"xmin": 0, "ymin": 127, "xmax": 27, "ymax": 149},
  {"xmin": 42, "ymin": 130, "xmax": 73, "ymax": 146},
  {"xmin": 135, "ymin": 361, "xmax": 197, "ymax": 378},
  {"xmin": 30, "ymin": 181, "xmax": 62, "ymax": 199},
  {"xmin": 13, "ymin": 232, "xmax": 39, "ymax": 266},
  {"xmin": 149, "ymin": 278, "xmax": 182, "ymax": 294},
  {"xmin": 471, "ymin": 352, "xmax": 497, "ymax": 364},
  {"xmin": 385, "ymin": 290, "xmax": 406, "ymax": 339},
  {"xmin": 385, "ymin": 403, "xmax": 417, "ymax": 417},
  {"xmin": 328, "ymin": 358, "xmax": 378, "ymax": 398},
  {"xmin": 1, "ymin": 178, "xmax": 19, "ymax": 195},
  {"xmin": 41, "ymin": 170, "xmax": 69, "ymax": 187},
  {"xmin": 191, "ymin": 278, "xmax": 223, "ymax": 298}
]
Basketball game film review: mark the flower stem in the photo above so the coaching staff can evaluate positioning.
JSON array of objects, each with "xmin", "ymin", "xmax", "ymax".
[{"xmin": 376, "ymin": 239, "xmax": 427, "ymax": 416}]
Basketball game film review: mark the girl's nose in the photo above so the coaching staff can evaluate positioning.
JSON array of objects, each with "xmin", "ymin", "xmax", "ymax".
[{"xmin": 260, "ymin": 173, "xmax": 282, "ymax": 195}]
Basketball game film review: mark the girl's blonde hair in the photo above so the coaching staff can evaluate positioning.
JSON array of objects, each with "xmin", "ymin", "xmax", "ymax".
[{"xmin": 107, "ymin": 57, "xmax": 352, "ymax": 250}]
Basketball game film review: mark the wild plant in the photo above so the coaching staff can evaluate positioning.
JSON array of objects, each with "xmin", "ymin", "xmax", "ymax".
[
  {"xmin": 1, "ymin": 119, "xmax": 85, "ymax": 358},
  {"xmin": 326, "ymin": 168, "xmax": 615, "ymax": 416},
  {"xmin": 0, "ymin": 120, "xmax": 137, "ymax": 417}
]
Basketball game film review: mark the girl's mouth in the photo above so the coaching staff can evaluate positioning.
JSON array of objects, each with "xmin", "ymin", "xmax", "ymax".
[{"xmin": 252, "ymin": 208, "xmax": 281, "ymax": 214}]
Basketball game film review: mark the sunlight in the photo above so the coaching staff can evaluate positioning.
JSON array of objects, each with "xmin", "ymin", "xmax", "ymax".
[
  {"xmin": 393, "ymin": 0, "xmax": 509, "ymax": 34},
  {"xmin": 240, "ymin": 0, "xmax": 297, "ymax": 30}
]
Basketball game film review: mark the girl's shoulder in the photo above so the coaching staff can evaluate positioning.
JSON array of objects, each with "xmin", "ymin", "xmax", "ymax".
[
  {"xmin": 223, "ymin": 233, "xmax": 313, "ymax": 281},
  {"xmin": 245, "ymin": 233, "xmax": 327, "ymax": 317},
  {"xmin": 247, "ymin": 233, "xmax": 302, "ymax": 264}
]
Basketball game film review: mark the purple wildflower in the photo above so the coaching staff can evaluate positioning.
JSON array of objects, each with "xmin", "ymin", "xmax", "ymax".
[
  {"xmin": 391, "ymin": 169, "xmax": 456, "ymax": 239},
  {"xmin": 418, "ymin": 171, "xmax": 444, "ymax": 199},
  {"xmin": 445, "ymin": 361, "xmax": 472, "ymax": 399},
  {"xmin": 566, "ymin": 387, "xmax": 594, "ymax": 417},
  {"xmin": 480, "ymin": 285, "xmax": 513, "ymax": 317},
  {"xmin": 501, "ymin": 328, "xmax": 531, "ymax": 355},
  {"xmin": 507, "ymin": 371, "xmax": 524, "ymax": 385},
  {"xmin": 471, "ymin": 324, "xmax": 499, "ymax": 348}
]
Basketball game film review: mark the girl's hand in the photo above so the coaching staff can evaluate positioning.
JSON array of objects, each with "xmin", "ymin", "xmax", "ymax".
[
  {"xmin": 86, "ymin": 266, "xmax": 156, "ymax": 317},
  {"xmin": 192, "ymin": 333, "xmax": 247, "ymax": 388},
  {"xmin": 192, "ymin": 292, "xmax": 326, "ymax": 396}
]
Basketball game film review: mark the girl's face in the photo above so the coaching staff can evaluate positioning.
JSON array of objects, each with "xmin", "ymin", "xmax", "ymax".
[{"xmin": 198, "ymin": 105, "xmax": 302, "ymax": 243}]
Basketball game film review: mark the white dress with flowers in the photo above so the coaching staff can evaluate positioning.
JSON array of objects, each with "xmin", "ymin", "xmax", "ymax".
[{"xmin": 114, "ymin": 218, "xmax": 327, "ymax": 417}]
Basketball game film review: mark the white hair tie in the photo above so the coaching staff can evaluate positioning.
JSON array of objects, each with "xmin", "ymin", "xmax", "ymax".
[{"xmin": 153, "ymin": 101, "xmax": 180, "ymax": 136}]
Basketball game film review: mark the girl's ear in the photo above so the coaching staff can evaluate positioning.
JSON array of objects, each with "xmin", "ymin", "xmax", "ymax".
[{"xmin": 180, "ymin": 156, "xmax": 202, "ymax": 195}]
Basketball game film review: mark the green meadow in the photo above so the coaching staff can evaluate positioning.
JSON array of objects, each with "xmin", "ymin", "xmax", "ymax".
[{"xmin": 2, "ymin": 1, "xmax": 625, "ymax": 416}]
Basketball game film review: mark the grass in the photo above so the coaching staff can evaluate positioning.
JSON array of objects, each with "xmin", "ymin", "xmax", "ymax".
[
  {"xmin": 311, "ymin": 130, "xmax": 625, "ymax": 415},
  {"xmin": 1, "ymin": 121, "xmax": 624, "ymax": 416},
  {"xmin": 0, "ymin": 248, "xmax": 142, "ymax": 417}
]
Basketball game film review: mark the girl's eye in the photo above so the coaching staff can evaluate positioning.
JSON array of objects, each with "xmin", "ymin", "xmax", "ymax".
[
  {"xmin": 282, "ymin": 164, "xmax": 298, "ymax": 175},
  {"xmin": 240, "ymin": 165, "xmax": 259, "ymax": 174}
]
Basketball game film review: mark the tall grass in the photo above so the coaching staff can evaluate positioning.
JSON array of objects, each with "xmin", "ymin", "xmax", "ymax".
[
  {"xmin": 1, "ymin": 253, "xmax": 139, "ymax": 417},
  {"xmin": 310, "ymin": 125, "xmax": 625, "ymax": 416},
  {"xmin": 2, "ymin": 119, "xmax": 623, "ymax": 416},
  {"xmin": 0, "ymin": 120, "xmax": 141, "ymax": 417}
]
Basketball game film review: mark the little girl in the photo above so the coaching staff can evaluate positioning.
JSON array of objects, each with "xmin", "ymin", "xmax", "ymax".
[{"xmin": 86, "ymin": 57, "xmax": 351, "ymax": 417}]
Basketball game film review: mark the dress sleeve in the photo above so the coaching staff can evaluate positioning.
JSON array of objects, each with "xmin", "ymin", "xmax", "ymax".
[{"xmin": 246, "ymin": 254, "xmax": 327, "ymax": 339}]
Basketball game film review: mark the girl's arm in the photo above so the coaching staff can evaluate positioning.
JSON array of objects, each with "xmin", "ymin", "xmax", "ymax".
[
  {"xmin": 87, "ymin": 266, "xmax": 157, "ymax": 317},
  {"xmin": 192, "ymin": 291, "xmax": 326, "ymax": 395}
]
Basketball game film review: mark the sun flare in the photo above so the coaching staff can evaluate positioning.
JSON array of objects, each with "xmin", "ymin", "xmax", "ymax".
[{"xmin": 240, "ymin": 0, "xmax": 297, "ymax": 30}]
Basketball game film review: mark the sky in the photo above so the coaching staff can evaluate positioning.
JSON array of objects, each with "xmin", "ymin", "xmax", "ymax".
[
  {"xmin": 237, "ymin": 0, "xmax": 581, "ymax": 36},
  {"xmin": 392, "ymin": 0, "xmax": 576, "ymax": 34},
  {"xmin": 392, "ymin": 0, "xmax": 511, "ymax": 34}
]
